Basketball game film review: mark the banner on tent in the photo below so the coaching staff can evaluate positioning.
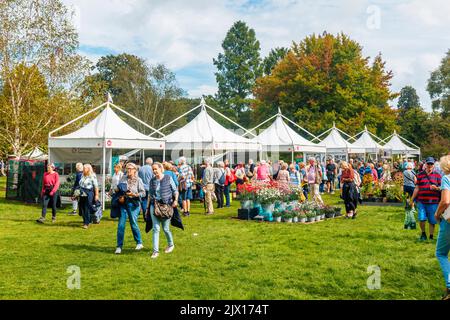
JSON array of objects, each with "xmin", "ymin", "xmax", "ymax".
[{"xmin": 50, "ymin": 148, "xmax": 112, "ymax": 165}]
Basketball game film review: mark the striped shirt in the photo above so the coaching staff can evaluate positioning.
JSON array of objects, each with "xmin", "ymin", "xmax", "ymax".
[
  {"xmin": 179, "ymin": 164, "xmax": 194, "ymax": 188},
  {"xmin": 416, "ymin": 170, "xmax": 442, "ymax": 204}
]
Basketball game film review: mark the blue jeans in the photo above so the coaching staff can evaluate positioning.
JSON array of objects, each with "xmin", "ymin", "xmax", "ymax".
[
  {"xmin": 436, "ymin": 220, "xmax": 450, "ymax": 289},
  {"xmin": 117, "ymin": 201, "xmax": 142, "ymax": 248},
  {"xmin": 140, "ymin": 190, "xmax": 149, "ymax": 220},
  {"xmin": 150, "ymin": 204, "xmax": 174, "ymax": 253},
  {"xmin": 224, "ymin": 184, "xmax": 230, "ymax": 207}
]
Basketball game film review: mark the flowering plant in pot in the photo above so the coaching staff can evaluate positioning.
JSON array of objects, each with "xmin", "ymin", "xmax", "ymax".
[
  {"xmin": 298, "ymin": 213, "xmax": 307, "ymax": 223},
  {"xmin": 291, "ymin": 209, "xmax": 299, "ymax": 223},
  {"xmin": 334, "ymin": 206, "xmax": 342, "ymax": 216},
  {"xmin": 256, "ymin": 187, "xmax": 281, "ymax": 214},
  {"xmin": 323, "ymin": 205, "xmax": 335, "ymax": 218},
  {"xmin": 272, "ymin": 210, "xmax": 282, "ymax": 222},
  {"xmin": 237, "ymin": 183, "xmax": 258, "ymax": 209},
  {"xmin": 282, "ymin": 211, "xmax": 293, "ymax": 223},
  {"xmin": 306, "ymin": 211, "xmax": 316, "ymax": 222}
]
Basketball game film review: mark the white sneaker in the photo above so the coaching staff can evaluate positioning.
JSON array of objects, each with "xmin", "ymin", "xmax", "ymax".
[
  {"xmin": 135, "ymin": 243, "xmax": 144, "ymax": 251},
  {"xmin": 165, "ymin": 245, "xmax": 175, "ymax": 253},
  {"xmin": 151, "ymin": 252, "xmax": 159, "ymax": 259},
  {"xmin": 115, "ymin": 247, "xmax": 122, "ymax": 254}
]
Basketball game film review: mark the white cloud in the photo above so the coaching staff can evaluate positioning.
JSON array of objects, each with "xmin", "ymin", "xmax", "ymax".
[
  {"xmin": 63, "ymin": 0, "xmax": 449, "ymax": 111},
  {"xmin": 188, "ymin": 84, "xmax": 218, "ymax": 98}
]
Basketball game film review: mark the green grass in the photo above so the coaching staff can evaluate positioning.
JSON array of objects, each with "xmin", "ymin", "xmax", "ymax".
[{"xmin": 0, "ymin": 176, "xmax": 445, "ymax": 300}]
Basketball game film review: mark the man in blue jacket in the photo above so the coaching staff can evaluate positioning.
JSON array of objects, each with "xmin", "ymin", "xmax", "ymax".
[{"xmin": 138, "ymin": 157, "xmax": 154, "ymax": 220}]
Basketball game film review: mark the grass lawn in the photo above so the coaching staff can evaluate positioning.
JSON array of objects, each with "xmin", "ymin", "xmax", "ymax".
[{"xmin": 0, "ymin": 176, "xmax": 445, "ymax": 300}]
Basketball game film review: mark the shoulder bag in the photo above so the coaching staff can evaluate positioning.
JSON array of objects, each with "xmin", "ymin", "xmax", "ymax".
[{"xmin": 154, "ymin": 200, "xmax": 174, "ymax": 219}]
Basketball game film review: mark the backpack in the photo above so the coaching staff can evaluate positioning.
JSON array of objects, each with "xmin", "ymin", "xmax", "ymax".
[{"xmin": 218, "ymin": 170, "xmax": 226, "ymax": 185}]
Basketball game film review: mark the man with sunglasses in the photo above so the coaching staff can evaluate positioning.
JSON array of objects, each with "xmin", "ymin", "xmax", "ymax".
[{"xmin": 411, "ymin": 157, "xmax": 442, "ymax": 241}]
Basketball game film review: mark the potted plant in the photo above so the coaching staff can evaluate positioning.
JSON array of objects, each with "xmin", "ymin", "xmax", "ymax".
[
  {"xmin": 292, "ymin": 210, "xmax": 299, "ymax": 223},
  {"xmin": 334, "ymin": 206, "xmax": 342, "ymax": 217},
  {"xmin": 315, "ymin": 209, "xmax": 321, "ymax": 221},
  {"xmin": 272, "ymin": 210, "xmax": 282, "ymax": 222},
  {"xmin": 257, "ymin": 187, "xmax": 281, "ymax": 215},
  {"xmin": 299, "ymin": 213, "xmax": 307, "ymax": 223},
  {"xmin": 306, "ymin": 212, "xmax": 316, "ymax": 223},
  {"xmin": 283, "ymin": 212, "xmax": 293, "ymax": 223},
  {"xmin": 323, "ymin": 205, "xmax": 335, "ymax": 219}
]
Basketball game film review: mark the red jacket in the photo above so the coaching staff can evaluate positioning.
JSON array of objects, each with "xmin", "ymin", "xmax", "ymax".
[{"xmin": 41, "ymin": 172, "xmax": 60, "ymax": 196}]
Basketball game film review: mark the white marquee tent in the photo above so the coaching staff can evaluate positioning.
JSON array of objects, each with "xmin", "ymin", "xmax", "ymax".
[
  {"xmin": 314, "ymin": 124, "xmax": 365, "ymax": 160},
  {"xmin": 48, "ymin": 100, "xmax": 165, "ymax": 208},
  {"xmin": 22, "ymin": 147, "xmax": 48, "ymax": 161},
  {"xmin": 381, "ymin": 130, "xmax": 421, "ymax": 158},
  {"xmin": 350, "ymin": 126, "xmax": 391, "ymax": 160},
  {"xmin": 155, "ymin": 98, "xmax": 260, "ymax": 163},
  {"xmin": 250, "ymin": 110, "xmax": 325, "ymax": 162}
]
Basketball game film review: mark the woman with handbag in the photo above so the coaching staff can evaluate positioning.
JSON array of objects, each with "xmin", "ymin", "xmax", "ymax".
[
  {"xmin": 114, "ymin": 162, "xmax": 146, "ymax": 254},
  {"xmin": 148, "ymin": 162, "xmax": 179, "ymax": 259},
  {"xmin": 434, "ymin": 155, "xmax": 450, "ymax": 300},
  {"xmin": 78, "ymin": 164, "xmax": 99, "ymax": 229},
  {"xmin": 36, "ymin": 163, "xmax": 60, "ymax": 224}
]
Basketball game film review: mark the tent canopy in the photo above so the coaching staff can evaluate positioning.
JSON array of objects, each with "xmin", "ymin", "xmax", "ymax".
[
  {"xmin": 164, "ymin": 101, "xmax": 259, "ymax": 151},
  {"xmin": 317, "ymin": 126, "xmax": 365, "ymax": 154},
  {"xmin": 49, "ymin": 105, "xmax": 165, "ymax": 150},
  {"xmin": 382, "ymin": 131, "xmax": 420, "ymax": 155},
  {"xmin": 22, "ymin": 147, "xmax": 48, "ymax": 160},
  {"xmin": 252, "ymin": 114, "xmax": 325, "ymax": 153},
  {"xmin": 351, "ymin": 126, "xmax": 388, "ymax": 153}
]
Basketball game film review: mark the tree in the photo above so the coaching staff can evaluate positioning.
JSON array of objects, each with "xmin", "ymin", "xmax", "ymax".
[
  {"xmin": 0, "ymin": 64, "xmax": 83, "ymax": 156},
  {"xmin": 253, "ymin": 32, "xmax": 398, "ymax": 137},
  {"xmin": 397, "ymin": 85, "xmax": 420, "ymax": 116},
  {"xmin": 421, "ymin": 112, "xmax": 450, "ymax": 158},
  {"xmin": 213, "ymin": 21, "xmax": 262, "ymax": 126},
  {"xmin": 0, "ymin": 0, "xmax": 91, "ymax": 157},
  {"xmin": 427, "ymin": 49, "xmax": 450, "ymax": 118},
  {"xmin": 84, "ymin": 54, "xmax": 186, "ymax": 134},
  {"xmin": 262, "ymin": 47, "xmax": 289, "ymax": 76}
]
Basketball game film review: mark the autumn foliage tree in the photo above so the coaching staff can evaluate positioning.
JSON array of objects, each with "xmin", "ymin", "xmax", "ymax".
[{"xmin": 252, "ymin": 32, "xmax": 399, "ymax": 137}]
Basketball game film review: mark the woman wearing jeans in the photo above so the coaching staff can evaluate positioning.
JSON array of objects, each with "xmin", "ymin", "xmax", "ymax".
[
  {"xmin": 114, "ymin": 162, "xmax": 145, "ymax": 254},
  {"xmin": 148, "ymin": 162, "xmax": 178, "ymax": 259},
  {"xmin": 78, "ymin": 164, "xmax": 99, "ymax": 229},
  {"xmin": 434, "ymin": 155, "xmax": 450, "ymax": 300},
  {"xmin": 36, "ymin": 163, "xmax": 60, "ymax": 224}
]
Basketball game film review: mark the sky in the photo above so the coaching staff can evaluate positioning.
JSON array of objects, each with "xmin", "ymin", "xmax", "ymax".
[{"xmin": 63, "ymin": 0, "xmax": 450, "ymax": 111}]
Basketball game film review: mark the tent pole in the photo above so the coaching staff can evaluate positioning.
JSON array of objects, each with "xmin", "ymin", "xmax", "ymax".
[
  {"xmin": 149, "ymin": 104, "xmax": 202, "ymax": 137},
  {"xmin": 49, "ymin": 102, "xmax": 107, "ymax": 137},
  {"xmin": 110, "ymin": 103, "xmax": 165, "ymax": 138},
  {"xmin": 163, "ymin": 148, "xmax": 166, "ymax": 162},
  {"xmin": 291, "ymin": 149, "xmax": 294, "ymax": 164},
  {"xmin": 102, "ymin": 141, "xmax": 106, "ymax": 211}
]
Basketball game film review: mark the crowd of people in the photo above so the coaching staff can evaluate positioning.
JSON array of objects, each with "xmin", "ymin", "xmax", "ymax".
[{"xmin": 28, "ymin": 153, "xmax": 450, "ymax": 299}]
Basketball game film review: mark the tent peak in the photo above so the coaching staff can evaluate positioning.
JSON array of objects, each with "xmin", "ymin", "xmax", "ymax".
[{"xmin": 277, "ymin": 107, "xmax": 282, "ymax": 115}]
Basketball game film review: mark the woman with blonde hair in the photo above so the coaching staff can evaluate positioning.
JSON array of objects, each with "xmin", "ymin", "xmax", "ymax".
[
  {"xmin": 114, "ymin": 162, "xmax": 146, "ymax": 254},
  {"xmin": 434, "ymin": 155, "xmax": 450, "ymax": 300},
  {"xmin": 78, "ymin": 164, "xmax": 99, "ymax": 229}
]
